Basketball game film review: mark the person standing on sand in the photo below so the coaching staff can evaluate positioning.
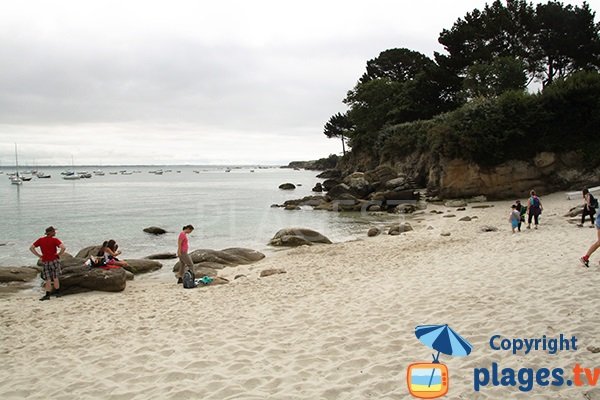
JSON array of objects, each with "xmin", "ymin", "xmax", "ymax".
[
  {"xmin": 578, "ymin": 188, "xmax": 597, "ymax": 228},
  {"xmin": 176, "ymin": 225, "xmax": 194, "ymax": 284},
  {"xmin": 526, "ymin": 190, "xmax": 543, "ymax": 229},
  {"xmin": 580, "ymin": 214, "xmax": 600, "ymax": 268},
  {"xmin": 515, "ymin": 200, "xmax": 526, "ymax": 232},
  {"xmin": 509, "ymin": 204, "xmax": 521, "ymax": 233},
  {"xmin": 29, "ymin": 226, "xmax": 66, "ymax": 301}
]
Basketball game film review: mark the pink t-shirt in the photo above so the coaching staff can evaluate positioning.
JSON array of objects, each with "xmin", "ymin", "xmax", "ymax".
[{"xmin": 178, "ymin": 232, "xmax": 189, "ymax": 253}]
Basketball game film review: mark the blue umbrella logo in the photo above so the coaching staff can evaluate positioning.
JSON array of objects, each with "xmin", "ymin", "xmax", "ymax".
[{"xmin": 408, "ymin": 324, "xmax": 473, "ymax": 395}]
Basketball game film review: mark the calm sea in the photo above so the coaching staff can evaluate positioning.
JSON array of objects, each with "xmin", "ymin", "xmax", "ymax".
[{"xmin": 0, "ymin": 166, "xmax": 392, "ymax": 268}]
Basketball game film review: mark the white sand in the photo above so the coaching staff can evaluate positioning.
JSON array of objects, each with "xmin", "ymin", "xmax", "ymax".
[{"xmin": 1, "ymin": 192, "xmax": 599, "ymax": 399}]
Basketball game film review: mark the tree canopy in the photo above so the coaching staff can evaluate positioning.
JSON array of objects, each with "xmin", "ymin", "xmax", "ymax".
[{"xmin": 324, "ymin": 0, "xmax": 600, "ymax": 163}]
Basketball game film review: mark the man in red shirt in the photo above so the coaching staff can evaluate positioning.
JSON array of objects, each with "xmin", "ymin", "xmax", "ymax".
[{"xmin": 30, "ymin": 226, "xmax": 66, "ymax": 301}]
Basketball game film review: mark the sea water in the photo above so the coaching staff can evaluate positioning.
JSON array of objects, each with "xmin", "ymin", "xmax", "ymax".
[{"xmin": 0, "ymin": 166, "xmax": 395, "ymax": 267}]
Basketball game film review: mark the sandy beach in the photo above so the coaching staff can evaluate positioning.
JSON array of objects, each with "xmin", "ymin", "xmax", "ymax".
[{"xmin": 1, "ymin": 192, "xmax": 599, "ymax": 399}]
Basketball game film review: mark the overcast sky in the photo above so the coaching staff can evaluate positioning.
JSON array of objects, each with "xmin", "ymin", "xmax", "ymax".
[{"xmin": 1, "ymin": 0, "xmax": 598, "ymax": 166}]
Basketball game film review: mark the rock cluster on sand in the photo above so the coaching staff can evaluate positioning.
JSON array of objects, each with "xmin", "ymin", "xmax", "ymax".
[
  {"xmin": 279, "ymin": 166, "xmax": 423, "ymax": 214},
  {"xmin": 172, "ymin": 248, "xmax": 266, "ymax": 283},
  {"xmin": 269, "ymin": 228, "xmax": 332, "ymax": 247},
  {"xmin": 388, "ymin": 223, "xmax": 413, "ymax": 235}
]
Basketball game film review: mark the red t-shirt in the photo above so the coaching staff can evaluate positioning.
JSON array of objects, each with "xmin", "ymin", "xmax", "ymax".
[
  {"xmin": 33, "ymin": 236, "xmax": 62, "ymax": 262},
  {"xmin": 178, "ymin": 232, "xmax": 189, "ymax": 253}
]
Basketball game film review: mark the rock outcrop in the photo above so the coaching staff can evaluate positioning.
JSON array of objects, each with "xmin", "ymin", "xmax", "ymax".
[{"xmin": 269, "ymin": 228, "xmax": 332, "ymax": 247}]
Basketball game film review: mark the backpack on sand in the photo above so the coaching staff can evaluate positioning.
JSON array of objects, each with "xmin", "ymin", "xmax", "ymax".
[{"xmin": 182, "ymin": 269, "xmax": 197, "ymax": 289}]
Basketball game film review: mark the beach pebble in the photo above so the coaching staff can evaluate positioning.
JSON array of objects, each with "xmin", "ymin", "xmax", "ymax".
[
  {"xmin": 443, "ymin": 214, "xmax": 456, "ymax": 218},
  {"xmin": 427, "ymin": 226, "xmax": 434, "ymax": 230},
  {"xmin": 278, "ymin": 183, "xmax": 296, "ymax": 190},
  {"xmin": 472, "ymin": 204, "xmax": 494, "ymax": 209},
  {"xmin": 260, "ymin": 268, "xmax": 286, "ymax": 277},
  {"xmin": 441, "ymin": 232, "xmax": 451, "ymax": 237},
  {"xmin": 587, "ymin": 346, "xmax": 600, "ymax": 353},
  {"xmin": 388, "ymin": 223, "xmax": 413, "ymax": 235},
  {"xmin": 480, "ymin": 225, "xmax": 499, "ymax": 232},
  {"xmin": 456, "ymin": 207, "xmax": 466, "ymax": 211},
  {"xmin": 458, "ymin": 216, "xmax": 472, "ymax": 222},
  {"xmin": 367, "ymin": 205, "xmax": 382, "ymax": 212},
  {"xmin": 367, "ymin": 227, "xmax": 381, "ymax": 237}
]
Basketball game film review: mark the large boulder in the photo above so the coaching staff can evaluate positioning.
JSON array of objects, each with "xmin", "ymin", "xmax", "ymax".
[
  {"xmin": 76, "ymin": 246, "xmax": 102, "ymax": 259},
  {"xmin": 278, "ymin": 183, "xmax": 296, "ymax": 190},
  {"xmin": 384, "ymin": 176, "xmax": 410, "ymax": 190},
  {"xmin": 343, "ymin": 172, "xmax": 373, "ymax": 198},
  {"xmin": 365, "ymin": 166, "xmax": 397, "ymax": 190},
  {"xmin": 60, "ymin": 266, "xmax": 127, "ymax": 294},
  {"xmin": 322, "ymin": 179, "xmax": 341, "ymax": 192},
  {"xmin": 143, "ymin": 226, "xmax": 167, "ymax": 235},
  {"xmin": 37, "ymin": 253, "xmax": 86, "ymax": 268},
  {"xmin": 327, "ymin": 183, "xmax": 351, "ymax": 199},
  {"xmin": 283, "ymin": 196, "xmax": 326, "ymax": 207},
  {"xmin": 270, "ymin": 228, "xmax": 332, "ymax": 247},
  {"xmin": 316, "ymin": 169, "xmax": 342, "ymax": 179},
  {"xmin": 0, "ymin": 267, "xmax": 39, "ymax": 283},
  {"xmin": 188, "ymin": 248, "xmax": 266, "ymax": 266},
  {"xmin": 312, "ymin": 182, "xmax": 323, "ymax": 192},
  {"xmin": 123, "ymin": 259, "xmax": 163, "ymax": 274}
]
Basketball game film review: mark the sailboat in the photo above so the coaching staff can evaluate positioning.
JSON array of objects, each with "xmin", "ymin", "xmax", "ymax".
[
  {"xmin": 10, "ymin": 144, "xmax": 23, "ymax": 185},
  {"xmin": 63, "ymin": 155, "xmax": 80, "ymax": 180}
]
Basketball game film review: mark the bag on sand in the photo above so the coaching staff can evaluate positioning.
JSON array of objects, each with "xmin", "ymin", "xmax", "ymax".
[{"xmin": 182, "ymin": 269, "xmax": 196, "ymax": 289}]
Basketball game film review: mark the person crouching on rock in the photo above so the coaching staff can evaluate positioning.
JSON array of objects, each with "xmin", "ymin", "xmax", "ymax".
[
  {"xmin": 30, "ymin": 226, "xmax": 66, "ymax": 301},
  {"xmin": 103, "ymin": 239, "xmax": 128, "ymax": 268},
  {"xmin": 579, "ymin": 188, "xmax": 597, "ymax": 228},
  {"xmin": 177, "ymin": 225, "xmax": 194, "ymax": 284}
]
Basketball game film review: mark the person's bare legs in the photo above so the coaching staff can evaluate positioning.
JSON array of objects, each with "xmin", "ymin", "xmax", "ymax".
[{"xmin": 581, "ymin": 228, "xmax": 600, "ymax": 267}]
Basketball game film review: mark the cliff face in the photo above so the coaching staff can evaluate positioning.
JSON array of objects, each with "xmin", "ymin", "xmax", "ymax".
[{"xmin": 341, "ymin": 150, "xmax": 600, "ymax": 199}]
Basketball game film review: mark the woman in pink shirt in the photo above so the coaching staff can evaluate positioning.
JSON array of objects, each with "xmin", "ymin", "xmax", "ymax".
[{"xmin": 177, "ymin": 225, "xmax": 194, "ymax": 284}]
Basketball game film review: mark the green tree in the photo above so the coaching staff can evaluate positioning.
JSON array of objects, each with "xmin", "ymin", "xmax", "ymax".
[
  {"xmin": 534, "ymin": 1, "xmax": 600, "ymax": 86},
  {"xmin": 464, "ymin": 57, "xmax": 528, "ymax": 97},
  {"xmin": 323, "ymin": 112, "xmax": 353, "ymax": 155}
]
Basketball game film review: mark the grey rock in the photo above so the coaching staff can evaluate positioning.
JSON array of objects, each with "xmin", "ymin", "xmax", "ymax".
[
  {"xmin": 456, "ymin": 207, "xmax": 466, "ymax": 211},
  {"xmin": 123, "ymin": 259, "xmax": 163, "ymax": 274},
  {"xmin": 458, "ymin": 216, "xmax": 472, "ymax": 222},
  {"xmin": 284, "ymin": 204, "xmax": 301, "ymax": 210},
  {"xmin": 443, "ymin": 214, "xmax": 456, "ymax": 218},
  {"xmin": 60, "ymin": 266, "xmax": 127, "ymax": 294},
  {"xmin": 441, "ymin": 232, "xmax": 451, "ymax": 237},
  {"xmin": 279, "ymin": 183, "xmax": 296, "ymax": 190},
  {"xmin": 472, "ymin": 205, "xmax": 494, "ymax": 209},
  {"xmin": 316, "ymin": 169, "xmax": 342, "ymax": 179},
  {"xmin": 270, "ymin": 228, "xmax": 332, "ymax": 247},
  {"xmin": 367, "ymin": 227, "xmax": 381, "ymax": 237},
  {"xmin": 76, "ymin": 246, "xmax": 102, "ymax": 259},
  {"xmin": 322, "ymin": 179, "xmax": 341, "ymax": 192},
  {"xmin": 388, "ymin": 223, "xmax": 413, "ymax": 235},
  {"xmin": 144, "ymin": 252, "xmax": 177, "ymax": 260},
  {"xmin": 143, "ymin": 226, "xmax": 167, "ymax": 235},
  {"xmin": 0, "ymin": 267, "xmax": 39, "ymax": 283},
  {"xmin": 312, "ymin": 182, "xmax": 323, "ymax": 192}
]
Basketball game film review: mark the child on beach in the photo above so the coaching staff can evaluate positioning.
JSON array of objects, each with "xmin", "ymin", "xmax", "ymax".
[
  {"xmin": 515, "ymin": 200, "xmax": 526, "ymax": 232},
  {"xmin": 509, "ymin": 205, "xmax": 520, "ymax": 233}
]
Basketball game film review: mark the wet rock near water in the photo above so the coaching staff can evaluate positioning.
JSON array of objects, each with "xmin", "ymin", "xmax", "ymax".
[
  {"xmin": 0, "ymin": 267, "xmax": 39, "ymax": 283},
  {"xmin": 445, "ymin": 200, "xmax": 468, "ymax": 208},
  {"xmin": 278, "ymin": 183, "xmax": 296, "ymax": 190},
  {"xmin": 270, "ymin": 228, "xmax": 332, "ymax": 247},
  {"xmin": 316, "ymin": 169, "xmax": 342, "ymax": 179},
  {"xmin": 312, "ymin": 182, "xmax": 323, "ymax": 192},
  {"xmin": 123, "ymin": 259, "xmax": 163, "ymax": 274},
  {"xmin": 144, "ymin": 252, "xmax": 177, "ymax": 260},
  {"xmin": 143, "ymin": 226, "xmax": 167, "ymax": 235},
  {"xmin": 322, "ymin": 179, "xmax": 341, "ymax": 192}
]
